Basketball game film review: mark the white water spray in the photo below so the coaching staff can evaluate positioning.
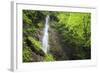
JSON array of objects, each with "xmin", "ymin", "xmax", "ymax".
[{"xmin": 42, "ymin": 15, "xmax": 50, "ymax": 54}]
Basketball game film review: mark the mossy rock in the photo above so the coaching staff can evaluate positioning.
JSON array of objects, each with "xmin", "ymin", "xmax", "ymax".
[
  {"xmin": 27, "ymin": 36, "xmax": 45, "ymax": 56},
  {"xmin": 28, "ymin": 36, "xmax": 42, "ymax": 51},
  {"xmin": 44, "ymin": 54, "xmax": 55, "ymax": 61}
]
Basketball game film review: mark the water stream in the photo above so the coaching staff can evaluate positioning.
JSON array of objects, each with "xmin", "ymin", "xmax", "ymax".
[{"xmin": 42, "ymin": 15, "xmax": 50, "ymax": 54}]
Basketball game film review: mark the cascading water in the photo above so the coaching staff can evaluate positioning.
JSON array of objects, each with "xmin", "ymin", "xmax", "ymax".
[{"xmin": 42, "ymin": 15, "xmax": 50, "ymax": 54}]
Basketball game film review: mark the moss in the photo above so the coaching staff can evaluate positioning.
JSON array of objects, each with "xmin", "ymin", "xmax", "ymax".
[
  {"xmin": 44, "ymin": 54, "xmax": 55, "ymax": 61},
  {"xmin": 28, "ymin": 36, "xmax": 42, "ymax": 52},
  {"xmin": 23, "ymin": 47, "xmax": 33, "ymax": 62},
  {"xmin": 23, "ymin": 14, "xmax": 32, "ymax": 25},
  {"xmin": 27, "ymin": 36, "xmax": 45, "ymax": 56},
  {"xmin": 37, "ymin": 23, "xmax": 44, "ymax": 28}
]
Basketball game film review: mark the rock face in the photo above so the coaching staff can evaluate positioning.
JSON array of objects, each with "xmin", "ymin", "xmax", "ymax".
[
  {"xmin": 48, "ymin": 24, "xmax": 68, "ymax": 60},
  {"xmin": 32, "ymin": 52, "xmax": 44, "ymax": 62}
]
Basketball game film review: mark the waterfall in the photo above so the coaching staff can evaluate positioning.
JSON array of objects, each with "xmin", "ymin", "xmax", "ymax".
[{"xmin": 42, "ymin": 15, "xmax": 50, "ymax": 54}]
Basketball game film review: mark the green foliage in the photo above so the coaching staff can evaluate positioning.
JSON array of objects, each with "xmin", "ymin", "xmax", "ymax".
[
  {"xmin": 55, "ymin": 12, "xmax": 91, "ymax": 59},
  {"xmin": 28, "ymin": 36, "xmax": 42, "ymax": 52},
  {"xmin": 23, "ymin": 14, "xmax": 32, "ymax": 25},
  {"xmin": 44, "ymin": 54, "xmax": 55, "ymax": 61},
  {"xmin": 23, "ymin": 47, "xmax": 33, "ymax": 62}
]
